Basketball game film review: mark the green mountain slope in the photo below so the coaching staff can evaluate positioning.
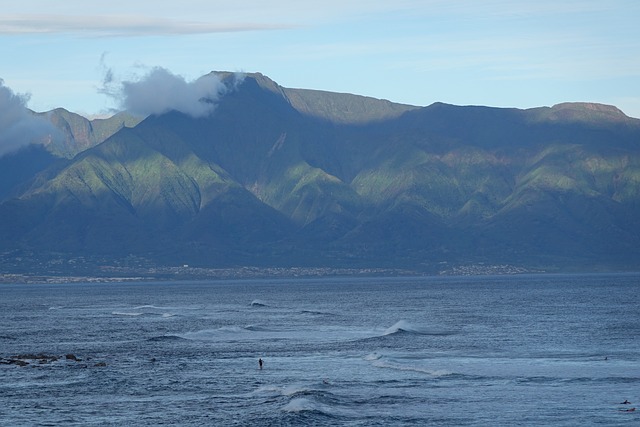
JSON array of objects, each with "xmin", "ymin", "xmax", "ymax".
[
  {"xmin": 1, "ymin": 72, "xmax": 639, "ymax": 273},
  {"xmin": 0, "ymin": 110, "xmax": 143, "ymax": 203},
  {"xmin": 39, "ymin": 108, "xmax": 143, "ymax": 158}
]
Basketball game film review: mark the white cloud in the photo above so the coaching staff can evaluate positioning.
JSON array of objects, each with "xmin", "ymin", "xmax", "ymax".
[
  {"xmin": 102, "ymin": 67, "xmax": 230, "ymax": 118},
  {"xmin": 0, "ymin": 79, "xmax": 56, "ymax": 156},
  {"xmin": 0, "ymin": 14, "xmax": 290, "ymax": 37}
]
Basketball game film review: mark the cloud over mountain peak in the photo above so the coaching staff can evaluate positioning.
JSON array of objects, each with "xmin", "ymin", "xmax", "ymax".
[
  {"xmin": 0, "ymin": 79, "xmax": 57, "ymax": 157},
  {"xmin": 102, "ymin": 66, "xmax": 230, "ymax": 118}
]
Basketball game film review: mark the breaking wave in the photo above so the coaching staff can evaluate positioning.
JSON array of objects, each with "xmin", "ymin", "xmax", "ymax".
[
  {"xmin": 250, "ymin": 299, "xmax": 268, "ymax": 307},
  {"xmin": 364, "ymin": 351, "xmax": 453, "ymax": 377},
  {"xmin": 364, "ymin": 352, "xmax": 382, "ymax": 361},
  {"xmin": 383, "ymin": 320, "xmax": 454, "ymax": 336},
  {"xmin": 111, "ymin": 305, "xmax": 180, "ymax": 318},
  {"xmin": 176, "ymin": 324, "xmax": 279, "ymax": 341},
  {"xmin": 255, "ymin": 384, "xmax": 320, "ymax": 397},
  {"xmin": 300, "ymin": 309, "xmax": 334, "ymax": 316},
  {"xmin": 371, "ymin": 359, "xmax": 453, "ymax": 377},
  {"xmin": 282, "ymin": 397, "xmax": 327, "ymax": 413}
]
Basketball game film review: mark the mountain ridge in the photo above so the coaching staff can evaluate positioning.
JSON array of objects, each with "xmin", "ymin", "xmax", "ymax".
[{"xmin": 1, "ymin": 72, "xmax": 639, "ymax": 274}]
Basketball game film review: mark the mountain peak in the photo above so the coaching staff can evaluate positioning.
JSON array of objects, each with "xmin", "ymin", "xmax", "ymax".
[
  {"xmin": 212, "ymin": 71, "xmax": 418, "ymax": 124},
  {"xmin": 548, "ymin": 102, "xmax": 631, "ymax": 122},
  {"xmin": 213, "ymin": 71, "xmax": 283, "ymax": 94}
]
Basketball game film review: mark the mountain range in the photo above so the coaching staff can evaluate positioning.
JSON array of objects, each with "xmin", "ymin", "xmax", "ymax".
[{"xmin": 1, "ymin": 72, "xmax": 639, "ymax": 275}]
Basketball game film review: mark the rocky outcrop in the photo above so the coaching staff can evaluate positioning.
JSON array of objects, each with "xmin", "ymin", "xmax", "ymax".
[
  {"xmin": 1, "ymin": 353, "xmax": 60, "ymax": 366},
  {"xmin": 1, "ymin": 353, "xmax": 105, "ymax": 367}
]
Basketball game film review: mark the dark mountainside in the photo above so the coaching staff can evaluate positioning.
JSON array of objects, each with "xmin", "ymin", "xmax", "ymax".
[{"xmin": 1, "ymin": 72, "xmax": 639, "ymax": 276}]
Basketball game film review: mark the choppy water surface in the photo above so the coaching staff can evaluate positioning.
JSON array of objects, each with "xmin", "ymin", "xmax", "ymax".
[{"xmin": 1, "ymin": 274, "xmax": 639, "ymax": 425}]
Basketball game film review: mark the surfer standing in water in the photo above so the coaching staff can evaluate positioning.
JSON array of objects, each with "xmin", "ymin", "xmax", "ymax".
[{"xmin": 259, "ymin": 358, "xmax": 263, "ymax": 370}]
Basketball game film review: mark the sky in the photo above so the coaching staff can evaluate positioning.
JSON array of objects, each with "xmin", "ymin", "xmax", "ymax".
[{"xmin": 1, "ymin": 0, "xmax": 639, "ymax": 118}]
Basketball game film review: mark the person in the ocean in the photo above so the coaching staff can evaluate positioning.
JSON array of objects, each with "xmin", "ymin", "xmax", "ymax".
[
  {"xmin": 621, "ymin": 399, "xmax": 631, "ymax": 404},
  {"xmin": 258, "ymin": 358, "xmax": 263, "ymax": 369}
]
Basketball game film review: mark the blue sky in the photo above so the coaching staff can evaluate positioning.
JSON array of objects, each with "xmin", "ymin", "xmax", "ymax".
[{"xmin": 1, "ymin": 0, "xmax": 639, "ymax": 118}]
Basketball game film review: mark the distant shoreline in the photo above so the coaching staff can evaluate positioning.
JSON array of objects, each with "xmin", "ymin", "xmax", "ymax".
[{"xmin": 2, "ymin": 265, "xmax": 637, "ymax": 285}]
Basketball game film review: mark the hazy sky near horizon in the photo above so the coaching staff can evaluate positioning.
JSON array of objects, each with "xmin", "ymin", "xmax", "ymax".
[{"xmin": 1, "ymin": 0, "xmax": 639, "ymax": 118}]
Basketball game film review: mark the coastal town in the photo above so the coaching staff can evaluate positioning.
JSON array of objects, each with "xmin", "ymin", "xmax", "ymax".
[{"xmin": 1, "ymin": 251, "xmax": 542, "ymax": 284}]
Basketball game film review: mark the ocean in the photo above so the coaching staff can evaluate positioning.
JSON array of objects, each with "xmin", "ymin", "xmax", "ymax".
[{"xmin": 1, "ymin": 274, "xmax": 638, "ymax": 426}]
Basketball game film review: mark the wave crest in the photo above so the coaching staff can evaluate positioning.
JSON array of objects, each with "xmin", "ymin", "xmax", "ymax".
[
  {"xmin": 372, "ymin": 359, "xmax": 452, "ymax": 377},
  {"xmin": 383, "ymin": 320, "xmax": 422, "ymax": 335},
  {"xmin": 383, "ymin": 320, "xmax": 454, "ymax": 336},
  {"xmin": 250, "ymin": 299, "xmax": 268, "ymax": 307},
  {"xmin": 282, "ymin": 397, "xmax": 332, "ymax": 414}
]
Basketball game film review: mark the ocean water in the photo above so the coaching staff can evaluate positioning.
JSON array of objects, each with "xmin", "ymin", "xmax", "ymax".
[{"xmin": 1, "ymin": 274, "xmax": 639, "ymax": 426}]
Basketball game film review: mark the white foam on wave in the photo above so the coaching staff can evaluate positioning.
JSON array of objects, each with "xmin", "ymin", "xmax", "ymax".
[
  {"xmin": 383, "ymin": 320, "xmax": 421, "ymax": 335},
  {"xmin": 243, "ymin": 324, "xmax": 274, "ymax": 332},
  {"xmin": 282, "ymin": 397, "xmax": 329, "ymax": 414},
  {"xmin": 372, "ymin": 359, "xmax": 452, "ymax": 377},
  {"xmin": 110, "ymin": 303, "xmax": 182, "ymax": 318},
  {"xmin": 364, "ymin": 348, "xmax": 453, "ymax": 376},
  {"xmin": 282, "ymin": 385, "xmax": 312, "ymax": 396},
  {"xmin": 250, "ymin": 299, "xmax": 268, "ymax": 307},
  {"xmin": 112, "ymin": 311, "xmax": 144, "ymax": 316},
  {"xmin": 133, "ymin": 304, "xmax": 197, "ymax": 311},
  {"xmin": 179, "ymin": 324, "xmax": 274, "ymax": 341},
  {"xmin": 254, "ymin": 384, "xmax": 316, "ymax": 397},
  {"xmin": 253, "ymin": 385, "xmax": 281, "ymax": 394},
  {"xmin": 217, "ymin": 325, "xmax": 247, "ymax": 333},
  {"xmin": 281, "ymin": 395, "xmax": 358, "ymax": 418},
  {"xmin": 112, "ymin": 310, "xmax": 177, "ymax": 318},
  {"xmin": 382, "ymin": 320, "xmax": 454, "ymax": 336},
  {"xmin": 364, "ymin": 352, "xmax": 382, "ymax": 361}
]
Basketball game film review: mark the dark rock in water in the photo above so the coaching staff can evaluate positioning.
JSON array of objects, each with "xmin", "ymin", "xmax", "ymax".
[
  {"xmin": 1, "ymin": 353, "xmax": 96, "ymax": 367},
  {"xmin": 11, "ymin": 354, "xmax": 59, "ymax": 364},
  {"xmin": 1, "ymin": 353, "xmax": 107, "ymax": 368},
  {"xmin": 1, "ymin": 358, "xmax": 30, "ymax": 366}
]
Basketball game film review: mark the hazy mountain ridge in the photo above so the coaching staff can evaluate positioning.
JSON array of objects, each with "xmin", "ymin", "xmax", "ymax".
[
  {"xmin": 39, "ymin": 108, "xmax": 144, "ymax": 159},
  {"xmin": 0, "ymin": 109, "xmax": 142, "ymax": 202},
  {"xmin": 1, "ymin": 72, "xmax": 639, "ymax": 272}
]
